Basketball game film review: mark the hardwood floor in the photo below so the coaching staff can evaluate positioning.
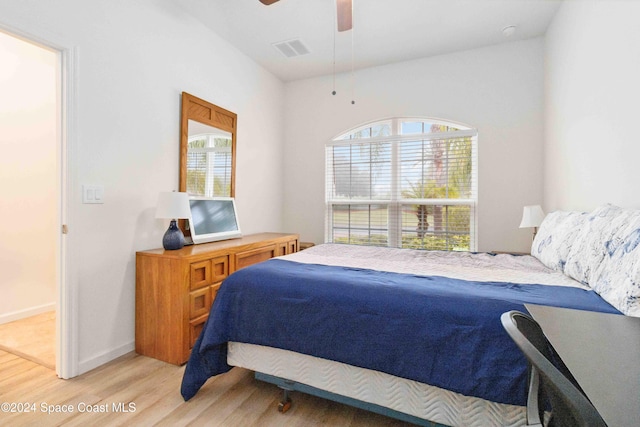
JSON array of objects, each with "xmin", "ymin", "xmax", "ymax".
[
  {"xmin": 0, "ymin": 350, "xmax": 412, "ymax": 426},
  {"xmin": 0, "ymin": 311, "xmax": 55, "ymax": 370}
]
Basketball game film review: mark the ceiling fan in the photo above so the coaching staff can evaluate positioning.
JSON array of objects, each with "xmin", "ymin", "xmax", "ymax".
[{"xmin": 259, "ymin": 0, "xmax": 353, "ymax": 32}]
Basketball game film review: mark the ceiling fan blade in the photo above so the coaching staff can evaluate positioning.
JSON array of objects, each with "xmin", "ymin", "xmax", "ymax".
[
  {"xmin": 336, "ymin": 0, "xmax": 353, "ymax": 32},
  {"xmin": 259, "ymin": 0, "xmax": 279, "ymax": 5}
]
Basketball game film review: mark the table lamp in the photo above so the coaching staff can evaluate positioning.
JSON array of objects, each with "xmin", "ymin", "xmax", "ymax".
[
  {"xmin": 155, "ymin": 191, "xmax": 190, "ymax": 250},
  {"xmin": 519, "ymin": 205, "xmax": 545, "ymax": 240}
]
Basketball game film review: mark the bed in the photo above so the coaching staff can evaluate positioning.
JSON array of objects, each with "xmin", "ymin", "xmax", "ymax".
[{"xmin": 181, "ymin": 204, "xmax": 640, "ymax": 427}]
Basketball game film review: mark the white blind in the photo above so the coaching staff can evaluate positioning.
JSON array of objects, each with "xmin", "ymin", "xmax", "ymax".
[
  {"xmin": 186, "ymin": 135, "xmax": 232, "ymax": 197},
  {"xmin": 326, "ymin": 119, "xmax": 477, "ymax": 251}
]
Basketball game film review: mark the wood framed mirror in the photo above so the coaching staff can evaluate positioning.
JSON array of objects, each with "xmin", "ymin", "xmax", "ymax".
[{"xmin": 179, "ymin": 92, "xmax": 237, "ymax": 197}]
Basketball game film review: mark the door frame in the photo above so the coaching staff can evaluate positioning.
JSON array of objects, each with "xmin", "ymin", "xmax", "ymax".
[{"xmin": 0, "ymin": 22, "xmax": 78, "ymax": 378}]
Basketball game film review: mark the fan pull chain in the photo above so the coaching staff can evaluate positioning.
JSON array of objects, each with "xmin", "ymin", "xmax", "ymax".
[
  {"xmin": 350, "ymin": 0, "xmax": 355, "ymax": 105},
  {"xmin": 332, "ymin": 0, "xmax": 337, "ymax": 96}
]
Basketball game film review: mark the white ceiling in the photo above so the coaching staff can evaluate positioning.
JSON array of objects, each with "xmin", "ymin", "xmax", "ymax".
[{"xmin": 175, "ymin": 0, "xmax": 563, "ymax": 82}]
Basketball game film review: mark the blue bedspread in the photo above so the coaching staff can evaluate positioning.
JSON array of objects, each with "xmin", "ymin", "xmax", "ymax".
[{"xmin": 181, "ymin": 258, "xmax": 619, "ymax": 406}]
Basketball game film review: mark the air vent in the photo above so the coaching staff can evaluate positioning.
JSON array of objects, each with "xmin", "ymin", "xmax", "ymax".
[{"xmin": 272, "ymin": 38, "xmax": 310, "ymax": 58}]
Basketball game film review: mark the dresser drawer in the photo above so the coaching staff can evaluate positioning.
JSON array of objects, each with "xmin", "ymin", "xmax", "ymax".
[
  {"xmin": 190, "ymin": 281, "xmax": 224, "ymax": 319},
  {"xmin": 190, "ymin": 286, "xmax": 211, "ymax": 319},
  {"xmin": 190, "ymin": 256, "xmax": 229, "ymax": 290},
  {"xmin": 210, "ymin": 256, "xmax": 229, "ymax": 283},
  {"xmin": 234, "ymin": 245, "xmax": 276, "ymax": 270},
  {"xmin": 277, "ymin": 239, "xmax": 299, "ymax": 256},
  {"xmin": 190, "ymin": 260, "xmax": 211, "ymax": 290},
  {"xmin": 210, "ymin": 282, "xmax": 222, "ymax": 304},
  {"xmin": 189, "ymin": 314, "xmax": 208, "ymax": 349}
]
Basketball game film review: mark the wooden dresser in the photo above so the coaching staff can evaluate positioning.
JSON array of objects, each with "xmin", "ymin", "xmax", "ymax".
[{"xmin": 135, "ymin": 232, "xmax": 299, "ymax": 365}]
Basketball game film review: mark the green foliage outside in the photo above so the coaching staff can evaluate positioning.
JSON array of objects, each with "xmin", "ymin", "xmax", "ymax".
[
  {"xmin": 332, "ymin": 233, "xmax": 470, "ymax": 251},
  {"xmin": 331, "ymin": 204, "xmax": 471, "ymax": 251},
  {"xmin": 186, "ymin": 171, "xmax": 229, "ymax": 197},
  {"xmin": 402, "ymin": 233, "xmax": 470, "ymax": 251}
]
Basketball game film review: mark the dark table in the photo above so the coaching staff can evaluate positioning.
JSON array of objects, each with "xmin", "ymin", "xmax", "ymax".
[{"xmin": 525, "ymin": 304, "xmax": 640, "ymax": 427}]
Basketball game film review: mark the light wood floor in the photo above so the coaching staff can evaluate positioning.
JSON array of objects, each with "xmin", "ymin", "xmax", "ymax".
[
  {"xmin": 0, "ymin": 349, "xmax": 412, "ymax": 426},
  {"xmin": 0, "ymin": 311, "xmax": 55, "ymax": 370}
]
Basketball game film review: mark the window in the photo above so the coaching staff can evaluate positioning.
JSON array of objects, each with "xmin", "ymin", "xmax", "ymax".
[
  {"xmin": 186, "ymin": 130, "xmax": 233, "ymax": 197},
  {"xmin": 325, "ymin": 118, "xmax": 477, "ymax": 251}
]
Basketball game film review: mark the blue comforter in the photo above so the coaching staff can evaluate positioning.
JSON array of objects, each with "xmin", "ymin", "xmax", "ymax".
[{"xmin": 181, "ymin": 258, "xmax": 619, "ymax": 406}]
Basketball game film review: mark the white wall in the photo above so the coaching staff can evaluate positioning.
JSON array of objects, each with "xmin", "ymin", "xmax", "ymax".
[
  {"xmin": 0, "ymin": 31, "xmax": 57, "ymax": 323},
  {"xmin": 283, "ymin": 38, "xmax": 545, "ymax": 252},
  {"xmin": 544, "ymin": 1, "xmax": 640, "ymax": 211},
  {"xmin": 0, "ymin": 0, "xmax": 285, "ymax": 373}
]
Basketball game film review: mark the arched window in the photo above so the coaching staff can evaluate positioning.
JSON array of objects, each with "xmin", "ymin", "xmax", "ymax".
[{"xmin": 325, "ymin": 118, "xmax": 478, "ymax": 251}]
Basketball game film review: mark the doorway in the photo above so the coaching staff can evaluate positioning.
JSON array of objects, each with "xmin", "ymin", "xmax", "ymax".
[{"xmin": 0, "ymin": 29, "xmax": 61, "ymax": 373}]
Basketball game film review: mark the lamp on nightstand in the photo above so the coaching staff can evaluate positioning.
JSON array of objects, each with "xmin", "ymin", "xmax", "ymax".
[
  {"xmin": 155, "ymin": 191, "xmax": 190, "ymax": 250},
  {"xmin": 519, "ymin": 205, "xmax": 545, "ymax": 241}
]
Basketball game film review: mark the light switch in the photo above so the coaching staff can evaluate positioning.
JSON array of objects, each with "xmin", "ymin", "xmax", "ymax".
[{"xmin": 83, "ymin": 185, "xmax": 104, "ymax": 204}]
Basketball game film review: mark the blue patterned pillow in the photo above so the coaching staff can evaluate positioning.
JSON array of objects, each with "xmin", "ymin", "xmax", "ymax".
[
  {"xmin": 589, "ymin": 208, "xmax": 640, "ymax": 316},
  {"xmin": 564, "ymin": 204, "xmax": 623, "ymax": 286},
  {"xmin": 531, "ymin": 210, "xmax": 587, "ymax": 272}
]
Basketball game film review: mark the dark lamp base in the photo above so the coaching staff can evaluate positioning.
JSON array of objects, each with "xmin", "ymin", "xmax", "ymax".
[{"xmin": 163, "ymin": 220, "xmax": 185, "ymax": 250}]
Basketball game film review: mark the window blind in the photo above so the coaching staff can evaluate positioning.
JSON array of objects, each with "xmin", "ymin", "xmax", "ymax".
[{"xmin": 326, "ymin": 119, "xmax": 477, "ymax": 251}]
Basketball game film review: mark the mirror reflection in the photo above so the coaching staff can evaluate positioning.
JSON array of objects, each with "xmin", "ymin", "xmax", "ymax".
[{"xmin": 186, "ymin": 119, "xmax": 233, "ymax": 197}]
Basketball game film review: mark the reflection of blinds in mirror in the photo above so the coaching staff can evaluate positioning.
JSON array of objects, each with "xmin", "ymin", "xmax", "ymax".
[{"xmin": 187, "ymin": 135, "xmax": 232, "ymax": 197}]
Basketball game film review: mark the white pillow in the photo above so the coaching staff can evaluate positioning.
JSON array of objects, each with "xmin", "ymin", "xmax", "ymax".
[{"xmin": 531, "ymin": 210, "xmax": 587, "ymax": 272}]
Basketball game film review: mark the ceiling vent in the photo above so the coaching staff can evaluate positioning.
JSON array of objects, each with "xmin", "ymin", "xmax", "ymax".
[{"xmin": 272, "ymin": 38, "xmax": 310, "ymax": 58}]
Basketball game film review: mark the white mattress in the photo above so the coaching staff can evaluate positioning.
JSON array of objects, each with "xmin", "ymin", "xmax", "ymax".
[{"xmin": 228, "ymin": 342, "xmax": 527, "ymax": 427}]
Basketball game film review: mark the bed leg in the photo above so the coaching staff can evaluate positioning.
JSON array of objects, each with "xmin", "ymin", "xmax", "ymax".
[{"xmin": 278, "ymin": 388, "xmax": 292, "ymax": 413}]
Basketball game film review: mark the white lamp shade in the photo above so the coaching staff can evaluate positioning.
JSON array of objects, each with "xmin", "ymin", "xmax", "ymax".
[
  {"xmin": 155, "ymin": 191, "xmax": 190, "ymax": 219},
  {"xmin": 519, "ymin": 205, "xmax": 545, "ymax": 228}
]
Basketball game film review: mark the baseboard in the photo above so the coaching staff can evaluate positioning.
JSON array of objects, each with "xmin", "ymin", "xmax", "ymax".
[
  {"xmin": 78, "ymin": 340, "xmax": 135, "ymax": 375},
  {"xmin": 0, "ymin": 302, "xmax": 56, "ymax": 325}
]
